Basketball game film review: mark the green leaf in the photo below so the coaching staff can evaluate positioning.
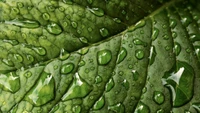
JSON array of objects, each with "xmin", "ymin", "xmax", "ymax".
[{"xmin": 0, "ymin": 0, "xmax": 200, "ymax": 113}]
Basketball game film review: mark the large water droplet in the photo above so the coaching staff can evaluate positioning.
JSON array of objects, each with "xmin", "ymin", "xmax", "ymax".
[
  {"xmin": 108, "ymin": 103, "xmax": 125, "ymax": 113},
  {"xmin": 128, "ymin": 20, "xmax": 146, "ymax": 32},
  {"xmin": 135, "ymin": 102, "xmax": 150, "ymax": 113},
  {"xmin": 32, "ymin": 46, "xmax": 46, "ymax": 56},
  {"xmin": 100, "ymin": 28, "xmax": 109, "ymax": 37},
  {"xmin": 61, "ymin": 63, "xmax": 74, "ymax": 74},
  {"xmin": 174, "ymin": 42, "xmax": 181, "ymax": 56},
  {"xmin": 135, "ymin": 49, "xmax": 145, "ymax": 60},
  {"xmin": 97, "ymin": 49, "xmax": 112, "ymax": 65},
  {"xmin": 25, "ymin": 72, "xmax": 55, "ymax": 106},
  {"xmin": 152, "ymin": 28, "xmax": 159, "ymax": 41},
  {"xmin": 0, "ymin": 72, "xmax": 20, "ymax": 93},
  {"xmin": 5, "ymin": 19, "xmax": 40, "ymax": 28},
  {"xmin": 133, "ymin": 38, "xmax": 147, "ymax": 47},
  {"xmin": 189, "ymin": 33, "xmax": 200, "ymax": 42},
  {"xmin": 78, "ymin": 47, "xmax": 89, "ymax": 55},
  {"xmin": 62, "ymin": 73, "xmax": 92, "ymax": 101},
  {"xmin": 87, "ymin": 7, "xmax": 104, "ymax": 17},
  {"xmin": 162, "ymin": 61, "xmax": 194, "ymax": 107},
  {"xmin": 117, "ymin": 47, "xmax": 127, "ymax": 64},
  {"xmin": 153, "ymin": 91, "xmax": 165, "ymax": 105},
  {"xmin": 132, "ymin": 70, "xmax": 139, "ymax": 81},
  {"xmin": 46, "ymin": 22, "xmax": 62, "ymax": 35},
  {"xmin": 105, "ymin": 78, "xmax": 114, "ymax": 92},
  {"xmin": 59, "ymin": 49, "xmax": 70, "ymax": 60},
  {"xmin": 93, "ymin": 96, "xmax": 105, "ymax": 110}
]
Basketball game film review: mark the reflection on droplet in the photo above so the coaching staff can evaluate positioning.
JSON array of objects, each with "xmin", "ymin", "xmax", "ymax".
[
  {"xmin": 93, "ymin": 96, "xmax": 105, "ymax": 110},
  {"xmin": 97, "ymin": 49, "xmax": 112, "ymax": 65},
  {"xmin": 87, "ymin": 7, "xmax": 104, "ymax": 17},
  {"xmin": 117, "ymin": 47, "xmax": 127, "ymax": 64}
]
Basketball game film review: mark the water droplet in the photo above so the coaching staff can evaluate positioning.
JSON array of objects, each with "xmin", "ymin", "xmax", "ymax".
[
  {"xmin": 17, "ymin": 2, "xmax": 24, "ymax": 8},
  {"xmin": 47, "ymin": 5, "xmax": 55, "ymax": 11},
  {"xmin": 108, "ymin": 103, "xmax": 125, "ymax": 113},
  {"xmin": 59, "ymin": 49, "xmax": 70, "ymax": 60},
  {"xmin": 189, "ymin": 33, "xmax": 200, "ymax": 42},
  {"xmin": 87, "ymin": 0, "xmax": 93, "ymax": 4},
  {"xmin": 153, "ymin": 91, "xmax": 165, "ymax": 105},
  {"xmin": 132, "ymin": 70, "xmax": 139, "ymax": 81},
  {"xmin": 133, "ymin": 38, "xmax": 147, "ymax": 47},
  {"xmin": 97, "ymin": 49, "xmax": 112, "ymax": 65},
  {"xmin": 174, "ymin": 42, "xmax": 181, "ymax": 56},
  {"xmin": 142, "ymin": 87, "xmax": 147, "ymax": 93},
  {"xmin": 24, "ymin": 71, "xmax": 32, "ymax": 78},
  {"xmin": 79, "ymin": 60, "xmax": 85, "ymax": 67},
  {"xmin": 122, "ymin": 79, "xmax": 129, "ymax": 90},
  {"xmin": 11, "ymin": 7, "xmax": 19, "ymax": 14},
  {"xmin": 3, "ymin": 39, "xmax": 19, "ymax": 45},
  {"xmin": 32, "ymin": 46, "xmax": 46, "ymax": 56},
  {"xmin": 169, "ymin": 19, "xmax": 177, "ymax": 29},
  {"xmin": 79, "ymin": 37, "xmax": 88, "ymax": 44},
  {"xmin": 105, "ymin": 78, "xmax": 114, "ymax": 92},
  {"xmin": 165, "ymin": 46, "xmax": 170, "ymax": 51},
  {"xmin": 152, "ymin": 28, "xmax": 159, "ymax": 41},
  {"xmin": 71, "ymin": 21, "xmax": 78, "ymax": 28},
  {"xmin": 25, "ymin": 72, "xmax": 55, "ymax": 106},
  {"xmin": 87, "ymin": 7, "xmax": 104, "ymax": 17},
  {"xmin": 62, "ymin": 73, "xmax": 92, "ymax": 101},
  {"xmin": 42, "ymin": 13, "xmax": 50, "ymax": 20},
  {"xmin": 5, "ymin": 19, "xmax": 40, "ymax": 28},
  {"xmin": 117, "ymin": 47, "xmax": 127, "ymax": 64},
  {"xmin": 46, "ymin": 22, "xmax": 62, "ymax": 35},
  {"xmin": 113, "ymin": 18, "xmax": 121, "ymax": 23},
  {"xmin": 119, "ymin": 71, "xmax": 124, "ymax": 76},
  {"xmin": 157, "ymin": 109, "xmax": 164, "ymax": 113},
  {"xmin": 2, "ymin": 59, "xmax": 14, "ymax": 66},
  {"xmin": 0, "ymin": 72, "xmax": 20, "ymax": 93},
  {"xmin": 135, "ymin": 49, "xmax": 145, "ymax": 60},
  {"xmin": 135, "ymin": 102, "xmax": 150, "ymax": 113},
  {"xmin": 100, "ymin": 28, "xmax": 109, "ymax": 37},
  {"xmin": 149, "ymin": 45, "xmax": 157, "ymax": 65},
  {"xmin": 93, "ymin": 96, "xmax": 105, "ymax": 110},
  {"xmin": 195, "ymin": 46, "xmax": 200, "ymax": 60},
  {"xmin": 61, "ymin": 63, "xmax": 74, "ymax": 74},
  {"xmin": 128, "ymin": 20, "xmax": 146, "ymax": 32},
  {"xmin": 95, "ymin": 75, "xmax": 102, "ymax": 84},
  {"xmin": 162, "ymin": 61, "xmax": 194, "ymax": 107},
  {"xmin": 186, "ymin": 48, "xmax": 191, "ymax": 53},
  {"xmin": 78, "ymin": 47, "xmax": 89, "ymax": 55},
  {"xmin": 128, "ymin": 64, "xmax": 133, "ymax": 69},
  {"xmin": 172, "ymin": 32, "xmax": 177, "ymax": 38},
  {"xmin": 88, "ymin": 27, "xmax": 93, "ymax": 32},
  {"xmin": 72, "ymin": 105, "xmax": 81, "ymax": 113},
  {"xmin": 13, "ymin": 53, "xmax": 23, "ymax": 63},
  {"xmin": 181, "ymin": 16, "xmax": 192, "ymax": 27},
  {"xmin": 163, "ymin": 34, "xmax": 169, "ymax": 40}
]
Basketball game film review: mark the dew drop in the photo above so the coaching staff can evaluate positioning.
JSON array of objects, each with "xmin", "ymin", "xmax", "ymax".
[
  {"xmin": 108, "ymin": 103, "xmax": 125, "ymax": 113},
  {"xmin": 93, "ymin": 96, "xmax": 105, "ymax": 110},
  {"xmin": 78, "ymin": 47, "xmax": 89, "ymax": 55},
  {"xmin": 195, "ymin": 46, "xmax": 200, "ymax": 60},
  {"xmin": 135, "ymin": 49, "xmax": 145, "ymax": 60},
  {"xmin": 17, "ymin": 2, "xmax": 24, "ymax": 8},
  {"xmin": 97, "ymin": 49, "xmax": 112, "ymax": 65},
  {"xmin": 172, "ymin": 32, "xmax": 177, "ymax": 38},
  {"xmin": 156, "ymin": 109, "xmax": 164, "ymax": 113},
  {"xmin": 135, "ymin": 102, "xmax": 150, "ymax": 113},
  {"xmin": 59, "ymin": 49, "xmax": 70, "ymax": 60},
  {"xmin": 5, "ymin": 20, "xmax": 40, "ymax": 28},
  {"xmin": 153, "ymin": 91, "xmax": 165, "ymax": 105},
  {"xmin": 117, "ymin": 47, "xmax": 127, "ymax": 64},
  {"xmin": 163, "ymin": 34, "xmax": 169, "ymax": 40},
  {"xmin": 152, "ymin": 28, "xmax": 159, "ymax": 41},
  {"xmin": 132, "ymin": 70, "xmax": 139, "ymax": 81},
  {"xmin": 181, "ymin": 16, "xmax": 192, "ymax": 27},
  {"xmin": 42, "ymin": 13, "xmax": 50, "ymax": 20},
  {"xmin": 128, "ymin": 20, "xmax": 146, "ymax": 32},
  {"xmin": 46, "ymin": 22, "xmax": 62, "ymax": 35},
  {"xmin": 61, "ymin": 63, "xmax": 74, "ymax": 74},
  {"xmin": 122, "ymin": 79, "xmax": 129, "ymax": 90},
  {"xmin": 79, "ymin": 37, "xmax": 88, "ymax": 44},
  {"xmin": 189, "ymin": 33, "xmax": 200, "ymax": 42},
  {"xmin": 24, "ymin": 71, "xmax": 32, "ymax": 78},
  {"xmin": 100, "ymin": 28, "xmax": 109, "ymax": 37},
  {"xmin": 32, "ymin": 46, "xmax": 46, "ymax": 56},
  {"xmin": 87, "ymin": 7, "xmax": 104, "ymax": 17},
  {"xmin": 105, "ymin": 78, "xmax": 114, "ymax": 92},
  {"xmin": 169, "ymin": 19, "xmax": 177, "ymax": 29},
  {"xmin": 95, "ymin": 75, "xmax": 102, "ymax": 84},
  {"xmin": 165, "ymin": 46, "xmax": 170, "ymax": 51},
  {"xmin": 72, "ymin": 105, "xmax": 81, "ymax": 113},
  {"xmin": 2, "ymin": 59, "xmax": 14, "ymax": 66},
  {"xmin": 113, "ymin": 18, "xmax": 121, "ymax": 23},
  {"xmin": 133, "ymin": 38, "xmax": 147, "ymax": 47},
  {"xmin": 149, "ymin": 45, "xmax": 157, "ymax": 65},
  {"xmin": 174, "ymin": 42, "xmax": 181, "ymax": 56}
]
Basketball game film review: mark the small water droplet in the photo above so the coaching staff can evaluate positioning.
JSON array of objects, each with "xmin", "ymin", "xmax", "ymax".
[
  {"xmin": 132, "ymin": 70, "xmax": 139, "ymax": 81},
  {"xmin": 153, "ymin": 91, "xmax": 165, "ymax": 105},
  {"xmin": 165, "ymin": 46, "xmax": 170, "ymax": 51},
  {"xmin": 133, "ymin": 38, "xmax": 147, "ymax": 47},
  {"xmin": 97, "ymin": 49, "xmax": 112, "ymax": 65},
  {"xmin": 79, "ymin": 37, "xmax": 88, "ymax": 44},
  {"xmin": 88, "ymin": 27, "xmax": 93, "ymax": 32},
  {"xmin": 42, "ymin": 13, "xmax": 50, "ymax": 20},
  {"xmin": 135, "ymin": 49, "xmax": 145, "ymax": 60},
  {"xmin": 186, "ymin": 48, "xmax": 191, "ymax": 53},
  {"xmin": 5, "ymin": 19, "xmax": 40, "ymax": 28},
  {"xmin": 2, "ymin": 59, "xmax": 14, "ymax": 66},
  {"xmin": 152, "ymin": 28, "xmax": 159, "ymax": 41},
  {"xmin": 181, "ymin": 16, "xmax": 192, "ymax": 27},
  {"xmin": 46, "ymin": 22, "xmax": 62, "ymax": 35},
  {"xmin": 108, "ymin": 103, "xmax": 125, "ymax": 113},
  {"xmin": 169, "ymin": 19, "xmax": 177, "ymax": 29},
  {"xmin": 17, "ymin": 2, "xmax": 24, "ymax": 8},
  {"xmin": 105, "ymin": 78, "xmax": 114, "ymax": 92},
  {"xmin": 117, "ymin": 47, "xmax": 127, "ymax": 64},
  {"xmin": 189, "ymin": 33, "xmax": 200, "ymax": 42},
  {"xmin": 72, "ymin": 105, "xmax": 81, "ymax": 113},
  {"xmin": 142, "ymin": 87, "xmax": 147, "ymax": 93},
  {"xmin": 163, "ymin": 34, "xmax": 169, "ymax": 40},
  {"xmin": 71, "ymin": 21, "xmax": 78, "ymax": 28},
  {"xmin": 24, "ymin": 71, "xmax": 32, "ymax": 78},
  {"xmin": 78, "ymin": 47, "xmax": 89, "ymax": 55},
  {"xmin": 122, "ymin": 79, "xmax": 129, "ymax": 90},
  {"xmin": 95, "ymin": 75, "xmax": 102, "ymax": 84},
  {"xmin": 26, "ymin": 54, "xmax": 34, "ymax": 63},
  {"xmin": 93, "ymin": 96, "xmax": 105, "ymax": 110},
  {"xmin": 100, "ymin": 28, "xmax": 109, "ymax": 37},
  {"xmin": 157, "ymin": 109, "xmax": 164, "ymax": 113},
  {"xmin": 32, "ymin": 46, "xmax": 46, "ymax": 56},
  {"xmin": 59, "ymin": 49, "xmax": 70, "ymax": 60},
  {"xmin": 172, "ymin": 32, "xmax": 177, "ymax": 38},
  {"xmin": 61, "ymin": 63, "xmax": 74, "ymax": 74},
  {"xmin": 149, "ymin": 45, "xmax": 157, "ymax": 65},
  {"xmin": 135, "ymin": 102, "xmax": 150, "ymax": 113},
  {"xmin": 113, "ymin": 18, "xmax": 121, "ymax": 23},
  {"xmin": 79, "ymin": 60, "xmax": 85, "ymax": 66},
  {"xmin": 13, "ymin": 53, "xmax": 23, "ymax": 63},
  {"xmin": 87, "ymin": 7, "xmax": 104, "ymax": 17},
  {"xmin": 174, "ymin": 42, "xmax": 181, "ymax": 56}
]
